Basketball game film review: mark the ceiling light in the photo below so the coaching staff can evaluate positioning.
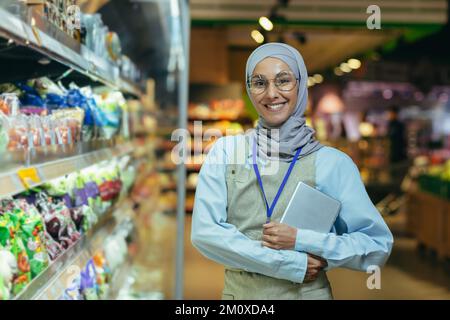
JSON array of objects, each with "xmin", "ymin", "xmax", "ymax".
[
  {"xmin": 259, "ymin": 16, "xmax": 273, "ymax": 31},
  {"xmin": 334, "ymin": 67, "xmax": 344, "ymax": 76},
  {"xmin": 348, "ymin": 58, "xmax": 361, "ymax": 69},
  {"xmin": 340, "ymin": 62, "xmax": 352, "ymax": 73},
  {"xmin": 307, "ymin": 77, "xmax": 315, "ymax": 87},
  {"xmin": 313, "ymin": 74, "xmax": 323, "ymax": 84},
  {"xmin": 38, "ymin": 57, "xmax": 51, "ymax": 65},
  {"xmin": 251, "ymin": 30, "xmax": 264, "ymax": 44}
]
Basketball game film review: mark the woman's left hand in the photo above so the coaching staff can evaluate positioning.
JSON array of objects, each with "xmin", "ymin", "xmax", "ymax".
[{"xmin": 262, "ymin": 221, "xmax": 297, "ymax": 250}]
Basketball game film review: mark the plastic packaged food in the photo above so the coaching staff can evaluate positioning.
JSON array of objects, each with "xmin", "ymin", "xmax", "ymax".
[
  {"xmin": 6, "ymin": 115, "xmax": 31, "ymax": 150},
  {"xmin": 51, "ymin": 107, "xmax": 84, "ymax": 144},
  {"xmin": 0, "ymin": 93, "xmax": 20, "ymax": 116},
  {"xmin": 0, "ymin": 116, "xmax": 8, "ymax": 152},
  {"xmin": 28, "ymin": 115, "xmax": 46, "ymax": 147},
  {"xmin": 93, "ymin": 93, "xmax": 121, "ymax": 139},
  {"xmin": 80, "ymin": 259, "xmax": 99, "ymax": 300},
  {"xmin": 92, "ymin": 252, "xmax": 110, "ymax": 299},
  {"xmin": 0, "ymin": 249, "xmax": 17, "ymax": 300},
  {"xmin": 10, "ymin": 235, "xmax": 31, "ymax": 295},
  {"xmin": 66, "ymin": 89, "xmax": 95, "ymax": 141},
  {"xmin": 106, "ymin": 31, "xmax": 122, "ymax": 62}
]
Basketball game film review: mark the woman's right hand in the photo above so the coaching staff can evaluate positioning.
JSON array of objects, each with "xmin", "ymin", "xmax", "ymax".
[{"xmin": 304, "ymin": 254, "xmax": 327, "ymax": 282}]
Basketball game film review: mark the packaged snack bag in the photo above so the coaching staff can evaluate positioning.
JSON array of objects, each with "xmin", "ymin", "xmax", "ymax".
[
  {"xmin": 10, "ymin": 235, "xmax": 31, "ymax": 295},
  {"xmin": 80, "ymin": 259, "xmax": 99, "ymax": 300},
  {"xmin": 66, "ymin": 89, "xmax": 95, "ymax": 142},
  {"xmin": 0, "ymin": 249, "xmax": 17, "ymax": 300}
]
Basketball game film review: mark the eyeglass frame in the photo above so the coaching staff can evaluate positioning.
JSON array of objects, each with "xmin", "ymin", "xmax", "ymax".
[{"xmin": 247, "ymin": 71, "xmax": 300, "ymax": 94}]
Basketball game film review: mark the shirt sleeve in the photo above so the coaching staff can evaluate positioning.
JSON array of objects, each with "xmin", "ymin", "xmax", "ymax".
[
  {"xmin": 294, "ymin": 149, "xmax": 394, "ymax": 271},
  {"xmin": 191, "ymin": 136, "xmax": 309, "ymax": 283}
]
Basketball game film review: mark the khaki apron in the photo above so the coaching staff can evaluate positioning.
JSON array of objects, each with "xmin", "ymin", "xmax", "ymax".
[{"xmin": 222, "ymin": 137, "xmax": 333, "ymax": 300}]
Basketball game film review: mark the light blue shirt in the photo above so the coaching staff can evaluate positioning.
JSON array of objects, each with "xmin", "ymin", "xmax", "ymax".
[{"xmin": 191, "ymin": 135, "xmax": 394, "ymax": 284}]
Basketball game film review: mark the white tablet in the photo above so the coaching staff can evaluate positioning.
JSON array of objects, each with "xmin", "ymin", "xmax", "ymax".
[{"xmin": 280, "ymin": 182, "xmax": 341, "ymax": 233}]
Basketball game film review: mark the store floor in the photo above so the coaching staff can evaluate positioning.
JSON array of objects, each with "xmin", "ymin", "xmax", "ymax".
[{"xmin": 183, "ymin": 213, "xmax": 450, "ymax": 300}]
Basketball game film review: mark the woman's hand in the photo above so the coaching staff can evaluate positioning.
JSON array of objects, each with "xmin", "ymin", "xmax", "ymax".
[
  {"xmin": 304, "ymin": 254, "xmax": 328, "ymax": 282},
  {"xmin": 262, "ymin": 222, "xmax": 327, "ymax": 282},
  {"xmin": 262, "ymin": 221, "xmax": 297, "ymax": 250}
]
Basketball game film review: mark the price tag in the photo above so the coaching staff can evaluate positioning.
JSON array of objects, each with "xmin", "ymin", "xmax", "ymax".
[{"xmin": 17, "ymin": 167, "xmax": 42, "ymax": 189}]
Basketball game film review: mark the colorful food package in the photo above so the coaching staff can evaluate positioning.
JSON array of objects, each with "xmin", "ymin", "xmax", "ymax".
[
  {"xmin": 44, "ymin": 93, "xmax": 66, "ymax": 114},
  {"xmin": 0, "ymin": 93, "xmax": 20, "ymax": 116},
  {"xmin": 51, "ymin": 108, "xmax": 84, "ymax": 144},
  {"xmin": 0, "ymin": 249, "xmax": 17, "ymax": 300},
  {"xmin": 53, "ymin": 118, "xmax": 72, "ymax": 145},
  {"xmin": 43, "ymin": 176, "xmax": 69, "ymax": 197},
  {"xmin": 6, "ymin": 115, "xmax": 31, "ymax": 150},
  {"xmin": 106, "ymin": 31, "xmax": 122, "ymax": 62},
  {"xmin": 80, "ymin": 259, "xmax": 99, "ymax": 300},
  {"xmin": 10, "ymin": 235, "xmax": 32, "ymax": 295},
  {"xmin": 93, "ymin": 93, "xmax": 121, "ymax": 140},
  {"xmin": 81, "ymin": 169, "xmax": 103, "ymax": 215},
  {"xmin": 92, "ymin": 252, "xmax": 110, "ymax": 299},
  {"xmin": 16, "ymin": 83, "xmax": 46, "ymax": 116},
  {"xmin": 66, "ymin": 89, "xmax": 95, "ymax": 142},
  {"xmin": 17, "ymin": 202, "xmax": 49, "ymax": 278},
  {"xmin": 35, "ymin": 192, "xmax": 81, "ymax": 250},
  {"xmin": 60, "ymin": 274, "xmax": 82, "ymax": 300},
  {"xmin": 43, "ymin": 232, "xmax": 64, "ymax": 261},
  {"xmin": 28, "ymin": 115, "xmax": 46, "ymax": 147},
  {"xmin": 33, "ymin": 77, "xmax": 65, "ymax": 99},
  {"xmin": 40, "ymin": 116, "xmax": 56, "ymax": 146}
]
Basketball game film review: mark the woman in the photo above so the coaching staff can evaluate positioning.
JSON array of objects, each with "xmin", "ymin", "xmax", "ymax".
[{"xmin": 191, "ymin": 43, "xmax": 393, "ymax": 300}]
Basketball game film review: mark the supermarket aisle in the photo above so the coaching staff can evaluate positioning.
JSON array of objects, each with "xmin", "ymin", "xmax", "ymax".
[{"xmin": 183, "ymin": 215, "xmax": 450, "ymax": 300}]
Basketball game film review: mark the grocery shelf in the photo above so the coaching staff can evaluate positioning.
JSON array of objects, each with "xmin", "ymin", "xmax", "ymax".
[
  {"xmin": 0, "ymin": 7, "xmax": 142, "ymax": 97},
  {"xmin": 0, "ymin": 140, "xmax": 135, "ymax": 198},
  {"xmin": 14, "ymin": 198, "xmax": 133, "ymax": 300}
]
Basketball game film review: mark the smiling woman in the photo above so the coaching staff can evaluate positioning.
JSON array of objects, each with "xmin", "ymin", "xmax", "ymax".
[
  {"xmin": 248, "ymin": 60, "xmax": 298, "ymax": 127},
  {"xmin": 191, "ymin": 42, "xmax": 394, "ymax": 300}
]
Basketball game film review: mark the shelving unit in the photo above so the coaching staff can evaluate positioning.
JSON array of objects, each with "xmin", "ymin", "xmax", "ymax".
[
  {"xmin": 0, "ymin": 3, "xmax": 151, "ymax": 301},
  {"xmin": 0, "ymin": 6, "xmax": 142, "ymax": 96},
  {"xmin": 0, "ymin": 0, "xmax": 190, "ymax": 300},
  {"xmin": 0, "ymin": 140, "xmax": 134, "ymax": 198}
]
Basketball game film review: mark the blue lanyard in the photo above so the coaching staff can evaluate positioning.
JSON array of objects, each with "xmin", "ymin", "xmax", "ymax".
[{"xmin": 252, "ymin": 139, "xmax": 303, "ymax": 223}]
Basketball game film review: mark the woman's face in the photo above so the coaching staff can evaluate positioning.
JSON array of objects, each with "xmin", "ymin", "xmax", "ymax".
[{"xmin": 250, "ymin": 57, "xmax": 298, "ymax": 127}]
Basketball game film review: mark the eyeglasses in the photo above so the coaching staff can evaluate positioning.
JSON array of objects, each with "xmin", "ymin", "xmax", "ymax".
[{"xmin": 247, "ymin": 71, "xmax": 299, "ymax": 95}]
